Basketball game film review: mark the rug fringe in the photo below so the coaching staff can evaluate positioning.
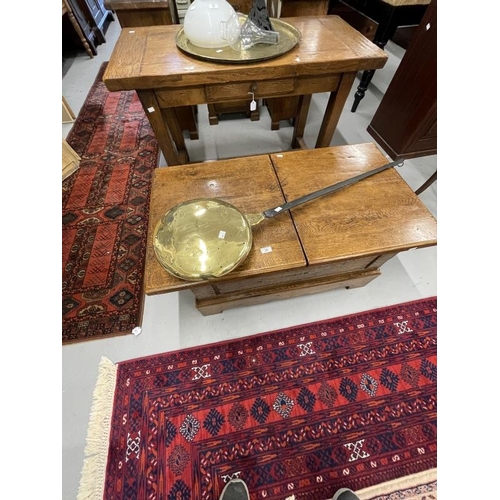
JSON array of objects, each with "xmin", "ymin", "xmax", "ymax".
[
  {"xmin": 284, "ymin": 469, "xmax": 437, "ymax": 500},
  {"xmin": 357, "ymin": 468, "xmax": 437, "ymax": 499},
  {"xmin": 77, "ymin": 357, "xmax": 117, "ymax": 500}
]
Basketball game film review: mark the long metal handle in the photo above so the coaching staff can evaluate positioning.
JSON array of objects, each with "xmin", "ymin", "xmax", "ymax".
[{"xmin": 262, "ymin": 159, "xmax": 404, "ymax": 219}]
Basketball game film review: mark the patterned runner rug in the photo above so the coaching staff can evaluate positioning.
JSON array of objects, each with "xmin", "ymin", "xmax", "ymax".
[
  {"xmin": 78, "ymin": 297, "xmax": 437, "ymax": 499},
  {"xmin": 62, "ymin": 62, "xmax": 159, "ymax": 344}
]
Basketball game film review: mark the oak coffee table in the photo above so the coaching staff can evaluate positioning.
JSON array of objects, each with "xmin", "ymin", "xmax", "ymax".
[{"xmin": 144, "ymin": 143, "xmax": 437, "ymax": 315}]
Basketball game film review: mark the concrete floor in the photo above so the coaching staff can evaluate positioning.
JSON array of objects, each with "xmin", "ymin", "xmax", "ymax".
[{"xmin": 62, "ymin": 18, "xmax": 437, "ymax": 500}]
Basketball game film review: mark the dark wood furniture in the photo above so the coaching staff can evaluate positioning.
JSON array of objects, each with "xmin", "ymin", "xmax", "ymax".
[
  {"xmin": 278, "ymin": 0, "xmax": 329, "ymax": 16},
  {"xmin": 367, "ymin": 0, "xmax": 436, "ymax": 193},
  {"xmin": 207, "ymin": 98, "xmax": 260, "ymax": 126},
  {"xmin": 264, "ymin": 96, "xmax": 299, "ymax": 130},
  {"xmin": 144, "ymin": 142, "xmax": 437, "ymax": 315},
  {"xmin": 327, "ymin": 0, "xmax": 377, "ymax": 40},
  {"xmin": 328, "ymin": 0, "xmax": 430, "ymax": 112},
  {"xmin": 104, "ymin": 0, "xmax": 178, "ymax": 25},
  {"xmin": 103, "ymin": 16, "xmax": 388, "ymax": 166},
  {"xmin": 63, "ymin": 0, "xmax": 114, "ymax": 56},
  {"xmin": 105, "ymin": 0, "xmax": 199, "ymax": 139},
  {"xmin": 63, "ymin": 0, "xmax": 94, "ymax": 58}
]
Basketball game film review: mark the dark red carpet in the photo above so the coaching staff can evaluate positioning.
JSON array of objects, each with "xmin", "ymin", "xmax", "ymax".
[
  {"xmin": 104, "ymin": 297, "xmax": 437, "ymax": 499},
  {"xmin": 62, "ymin": 62, "xmax": 159, "ymax": 344}
]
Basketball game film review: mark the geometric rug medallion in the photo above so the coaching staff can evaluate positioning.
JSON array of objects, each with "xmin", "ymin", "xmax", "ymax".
[
  {"xmin": 62, "ymin": 62, "xmax": 159, "ymax": 344},
  {"xmin": 78, "ymin": 297, "xmax": 437, "ymax": 499}
]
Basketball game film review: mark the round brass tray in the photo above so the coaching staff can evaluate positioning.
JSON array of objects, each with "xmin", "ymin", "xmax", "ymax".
[{"xmin": 175, "ymin": 18, "xmax": 301, "ymax": 64}]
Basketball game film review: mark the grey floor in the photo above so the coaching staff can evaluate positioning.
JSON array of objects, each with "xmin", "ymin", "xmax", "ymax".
[{"xmin": 62, "ymin": 18, "xmax": 437, "ymax": 500}]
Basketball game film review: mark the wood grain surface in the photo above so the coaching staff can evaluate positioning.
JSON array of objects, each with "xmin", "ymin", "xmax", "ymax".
[
  {"xmin": 144, "ymin": 143, "xmax": 437, "ymax": 315},
  {"xmin": 103, "ymin": 16, "xmax": 388, "ymax": 91}
]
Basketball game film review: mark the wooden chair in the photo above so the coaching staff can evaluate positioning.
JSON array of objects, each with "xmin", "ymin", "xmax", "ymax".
[{"xmin": 62, "ymin": 0, "xmax": 95, "ymax": 58}]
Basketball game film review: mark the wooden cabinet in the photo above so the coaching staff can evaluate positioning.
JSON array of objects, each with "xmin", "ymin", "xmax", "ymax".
[
  {"xmin": 64, "ymin": 0, "xmax": 113, "ymax": 55},
  {"xmin": 327, "ymin": 0, "xmax": 377, "ymax": 41},
  {"xmin": 277, "ymin": 0, "xmax": 329, "ymax": 17},
  {"xmin": 103, "ymin": 0, "xmax": 177, "ymax": 26},
  {"xmin": 367, "ymin": 0, "xmax": 436, "ymax": 160}
]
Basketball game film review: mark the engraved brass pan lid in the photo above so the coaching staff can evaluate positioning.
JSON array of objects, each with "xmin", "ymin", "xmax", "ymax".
[
  {"xmin": 153, "ymin": 160, "xmax": 403, "ymax": 281},
  {"xmin": 154, "ymin": 198, "xmax": 253, "ymax": 281}
]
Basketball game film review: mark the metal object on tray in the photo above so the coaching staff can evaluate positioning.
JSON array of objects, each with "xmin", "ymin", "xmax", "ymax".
[
  {"xmin": 175, "ymin": 17, "xmax": 301, "ymax": 63},
  {"xmin": 153, "ymin": 160, "xmax": 403, "ymax": 281}
]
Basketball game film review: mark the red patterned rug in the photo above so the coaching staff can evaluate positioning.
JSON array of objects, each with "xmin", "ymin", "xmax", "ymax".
[
  {"xmin": 79, "ymin": 297, "xmax": 437, "ymax": 499},
  {"xmin": 62, "ymin": 62, "xmax": 159, "ymax": 344}
]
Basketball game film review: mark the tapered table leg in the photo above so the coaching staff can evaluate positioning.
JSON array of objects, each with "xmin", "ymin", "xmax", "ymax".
[
  {"xmin": 316, "ymin": 72, "xmax": 356, "ymax": 147},
  {"xmin": 137, "ymin": 90, "xmax": 184, "ymax": 166},
  {"xmin": 291, "ymin": 94, "xmax": 312, "ymax": 149}
]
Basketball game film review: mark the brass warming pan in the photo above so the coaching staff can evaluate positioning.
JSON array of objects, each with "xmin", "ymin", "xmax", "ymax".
[{"xmin": 153, "ymin": 159, "xmax": 403, "ymax": 281}]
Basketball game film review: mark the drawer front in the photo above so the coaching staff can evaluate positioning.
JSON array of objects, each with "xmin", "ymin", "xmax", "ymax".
[
  {"xmin": 154, "ymin": 75, "xmax": 341, "ymax": 107},
  {"xmin": 194, "ymin": 255, "xmax": 381, "ymax": 298},
  {"xmin": 156, "ymin": 86, "xmax": 206, "ymax": 107},
  {"xmin": 206, "ymin": 79, "xmax": 295, "ymax": 101}
]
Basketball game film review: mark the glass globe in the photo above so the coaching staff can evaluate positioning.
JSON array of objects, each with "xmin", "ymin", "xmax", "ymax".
[{"xmin": 183, "ymin": 0, "xmax": 236, "ymax": 49}]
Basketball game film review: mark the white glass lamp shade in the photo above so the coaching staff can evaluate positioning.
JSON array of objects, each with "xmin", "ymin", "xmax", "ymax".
[{"xmin": 183, "ymin": 0, "xmax": 236, "ymax": 49}]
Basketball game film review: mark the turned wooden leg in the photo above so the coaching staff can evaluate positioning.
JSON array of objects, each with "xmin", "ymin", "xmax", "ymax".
[
  {"xmin": 351, "ymin": 3, "xmax": 396, "ymax": 112},
  {"xmin": 64, "ymin": 0, "xmax": 95, "ymax": 58},
  {"xmin": 351, "ymin": 38, "xmax": 389, "ymax": 112},
  {"xmin": 351, "ymin": 69, "xmax": 376, "ymax": 112},
  {"xmin": 346, "ymin": 0, "xmax": 428, "ymax": 113}
]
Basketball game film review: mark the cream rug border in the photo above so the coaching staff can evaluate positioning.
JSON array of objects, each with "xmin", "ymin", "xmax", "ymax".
[
  {"xmin": 77, "ymin": 356, "xmax": 117, "ymax": 500},
  {"xmin": 78, "ymin": 357, "xmax": 436, "ymax": 500},
  {"xmin": 286, "ymin": 469, "xmax": 437, "ymax": 500},
  {"xmin": 357, "ymin": 468, "xmax": 437, "ymax": 499}
]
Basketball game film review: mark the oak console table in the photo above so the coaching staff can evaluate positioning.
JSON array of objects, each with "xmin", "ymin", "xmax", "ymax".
[
  {"xmin": 103, "ymin": 16, "xmax": 387, "ymax": 165},
  {"xmin": 144, "ymin": 143, "xmax": 437, "ymax": 315}
]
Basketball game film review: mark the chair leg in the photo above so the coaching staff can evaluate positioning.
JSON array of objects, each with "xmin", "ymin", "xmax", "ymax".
[
  {"xmin": 415, "ymin": 170, "xmax": 437, "ymax": 195},
  {"xmin": 351, "ymin": 4, "xmax": 398, "ymax": 112},
  {"xmin": 351, "ymin": 69, "xmax": 376, "ymax": 112}
]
